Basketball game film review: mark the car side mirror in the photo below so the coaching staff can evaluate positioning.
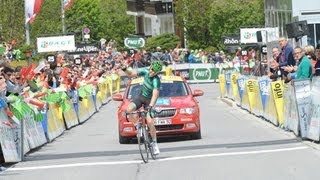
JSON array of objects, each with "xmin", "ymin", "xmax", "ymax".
[
  {"xmin": 193, "ymin": 90, "xmax": 204, "ymax": 97},
  {"xmin": 112, "ymin": 93, "xmax": 123, "ymax": 101}
]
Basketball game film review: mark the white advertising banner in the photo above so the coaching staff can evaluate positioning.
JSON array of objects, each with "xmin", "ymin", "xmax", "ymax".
[
  {"xmin": 240, "ymin": 27, "xmax": 279, "ymax": 44},
  {"xmin": 37, "ymin": 35, "xmax": 76, "ymax": 53},
  {"xmin": 293, "ymin": 79, "xmax": 312, "ymax": 139},
  {"xmin": 309, "ymin": 77, "xmax": 320, "ymax": 141}
]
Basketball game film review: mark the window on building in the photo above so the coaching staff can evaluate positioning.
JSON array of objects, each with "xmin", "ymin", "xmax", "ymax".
[
  {"xmin": 316, "ymin": 24, "xmax": 320, "ymax": 47},
  {"xmin": 308, "ymin": 24, "xmax": 315, "ymax": 47}
]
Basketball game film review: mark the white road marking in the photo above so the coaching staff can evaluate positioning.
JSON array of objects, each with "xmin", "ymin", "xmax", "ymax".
[{"xmin": 7, "ymin": 146, "xmax": 308, "ymax": 172}]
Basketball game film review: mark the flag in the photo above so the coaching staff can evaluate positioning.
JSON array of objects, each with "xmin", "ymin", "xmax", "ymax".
[
  {"xmin": 25, "ymin": 0, "xmax": 43, "ymax": 24},
  {"xmin": 64, "ymin": 0, "xmax": 75, "ymax": 10}
]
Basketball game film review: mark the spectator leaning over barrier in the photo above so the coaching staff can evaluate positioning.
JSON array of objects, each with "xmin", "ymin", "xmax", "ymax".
[
  {"xmin": 283, "ymin": 47, "xmax": 313, "ymax": 81},
  {"xmin": 278, "ymin": 37, "xmax": 295, "ymax": 78},
  {"xmin": 268, "ymin": 47, "xmax": 281, "ymax": 81}
]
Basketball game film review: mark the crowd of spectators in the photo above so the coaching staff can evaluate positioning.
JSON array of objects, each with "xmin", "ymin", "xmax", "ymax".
[{"xmin": 267, "ymin": 36, "xmax": 320, "ymax": 83}]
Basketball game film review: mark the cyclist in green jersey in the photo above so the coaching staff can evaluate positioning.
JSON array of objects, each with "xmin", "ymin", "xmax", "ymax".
[{"xmin": 121, "ymin": 60, "xmax": 163, "ymax": 155}]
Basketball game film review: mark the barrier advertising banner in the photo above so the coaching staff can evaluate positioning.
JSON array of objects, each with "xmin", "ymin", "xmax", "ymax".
[
  {"xmin": 0, "ymin": 110, "xmax": 20, "ymax": 162},
  {"xmin": 283, "ymin": 83, "xmax": 299, "ymax": 136},
  {"xmin": 246, "ymin": 79, "xmax": 256, "ymax": 112},
  {"xmin": 237, "ymin": 77, "xmax": 245, "ymax": 104},
  {"xmin": 271, "ymin": 81, "xmax": 284, "ymax": 126},
  {"xmin": 309, "ymin": 77, "xmax": 320, "ymax": 141},
  {"xmin": 258, "ymin": 78, "xmax": 270, "ymax": 111},
  {"xmin": 293, "ymin": 79, "xmax": 312, "ymax": 138},
  {"xmin": 225, "ymin": 72, "xmax": 231, "ymax": 98},
  {"xmin": 219, "ymin": 74, "xmax": 226, "ymax": 98},
  {"xmin": 231, "ymin": 74, "xmax": 240, "ymax": 101}
]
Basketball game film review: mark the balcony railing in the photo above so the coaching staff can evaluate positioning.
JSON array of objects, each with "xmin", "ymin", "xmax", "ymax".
[
  {"xmin": 145, "ymin": 1, "xmax": 173, "ymax": 15},
  {"xmin": 126, "ymin": 0, "xmax": 144, "ymax": 12}
]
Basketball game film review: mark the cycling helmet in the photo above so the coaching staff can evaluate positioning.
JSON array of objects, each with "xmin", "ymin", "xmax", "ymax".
[{"xmin": 150, "ymin": 60, "xmax": 163, "ymax": 73}]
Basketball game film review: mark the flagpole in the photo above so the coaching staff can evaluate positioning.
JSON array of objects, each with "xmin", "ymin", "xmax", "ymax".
[
  {"xmin": 25, "ymin": 0, "xmax": 30, "ymax": 45},
  {"xmin": 61, "ymin": 0, "xmax": 66, "ymax": 34}
]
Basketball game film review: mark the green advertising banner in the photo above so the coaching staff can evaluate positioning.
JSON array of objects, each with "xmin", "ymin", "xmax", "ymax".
[{"xmin": 189, "ymin": 68, "xmax": 216, "ymax": 81}]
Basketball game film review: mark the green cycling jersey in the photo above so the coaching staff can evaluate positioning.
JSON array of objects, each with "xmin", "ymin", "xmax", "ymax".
[{"xmin": 137, "ymin": 68, "xmax": 161, "ymax": 98}]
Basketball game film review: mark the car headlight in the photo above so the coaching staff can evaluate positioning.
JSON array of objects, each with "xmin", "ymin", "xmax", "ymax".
[{"xmin": 180, "ymin": 108, "xmax": 195, "ymax": 115}]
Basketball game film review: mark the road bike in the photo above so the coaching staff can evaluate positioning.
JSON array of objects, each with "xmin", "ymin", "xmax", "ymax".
[{"xmin": 126, "ymin": 108, "xmax": 157, "ymax": 163}]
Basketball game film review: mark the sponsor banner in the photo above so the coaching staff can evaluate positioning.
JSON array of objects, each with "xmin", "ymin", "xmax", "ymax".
[
  {"xmin": 258, "ymin": 78, "xmax": 270, "ymax": 111},
  {"xmin": 309, "ymin": 77, "xmax": 320, "ymax": 140},
  {"xmin": 68, "ymin": 43, "xmax": 100, "ymax": 54},
  {"xmin": 293, "ymin": 79, "xmax": 312, "ymax": 138},
  {"xmin": 0, "ymin": 109, "xmax": 20, "ymax": 162},
  {"xmin": 283, "ymin": 83, "xmax": 299, "ymax": 135},
  {"xmin": 225, "ymin": 72, "xmax": 231, "ymax": 98},
  {"xmin": 264, "ymin": 82, "xmax": 278, "ymax": 126},
  {"xmin": 252, "ymin": 79, "xmax": 263, "ymax": 116},
  {"xmin": 222, "ymin": 35, "xmax": 240, "ymax": 46},
  {"xmin": 237, "ymin": 77, "xmax": 246, "ymax": 104},
  {"xmin": 271, "ymin": 81, "xmax": 284, "ymax": 126},
  {"xmin": 219, "ymin": 74, "xmax": 226, "ymax": 98},
  {"xmin": 63, "ymin": 100, "xmax": 79, "ymax": 129},
  {"xmin": 47, "ymin": 104, "xmax": 66, "ymax": 142},
  {"xmin": 246, "ymin": 79, "xmax": 256, "ymax": 112},
  {"xmin": 241, "ymin": 79, "xmax": 250, "ymax": 111},
  {"xmin": 240, "ymin": 27, "xmax": 279, "ymax": 44},
  {"xmin": 231, "ymin": 74, "xmax": 240, "ymax": 101},
  {"xmin": 37, "ymin": 35, "xmax": 76, "ymax": 53},
  {"xmin": 189, "ymin": 68, "xmax": 215, "ymax": 81},
  {"xmin": 124, "ymin": 37, "xmax": 145, "ymax": 49}
]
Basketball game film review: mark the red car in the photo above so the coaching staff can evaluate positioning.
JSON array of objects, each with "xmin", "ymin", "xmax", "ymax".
[{"xmin": 113, "ymin": 75, "xmax": 204, "ymax": 144}]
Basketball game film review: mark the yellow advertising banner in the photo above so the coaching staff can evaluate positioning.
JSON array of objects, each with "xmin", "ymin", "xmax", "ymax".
[
  {"xmin": 219, "ymin": 74, "xmax": 226, "ymax": 98},
  {"xmin": 271, "ymin": 81, "xmax": 284, "ymax": 126},
  {"xmin": 231, "ymin": 74, "xmax": 240, "ymax": 100},
  {"xmin": 246, "ymin": 79, "xmax": 257, "ymax": 112}
]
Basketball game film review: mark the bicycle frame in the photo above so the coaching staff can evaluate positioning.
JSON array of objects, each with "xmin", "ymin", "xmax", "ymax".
[{"xmin": 125, "ymin": 109, "xmax": 156, "ymax": 163}]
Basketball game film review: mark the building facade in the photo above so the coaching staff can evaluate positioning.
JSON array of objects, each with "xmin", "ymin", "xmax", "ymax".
[
  {"xmin": 126, "ymin": 0, "xmax": 174, "ymax": 37},
  {"xmin": 265, "ymin": 0, "xmax": 320, "ymax": 47}
]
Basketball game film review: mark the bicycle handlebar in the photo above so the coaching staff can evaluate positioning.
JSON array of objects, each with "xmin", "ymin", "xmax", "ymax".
[{"xmin": 124, "ymin": 109, "xmax": 148, "ymax": 122}]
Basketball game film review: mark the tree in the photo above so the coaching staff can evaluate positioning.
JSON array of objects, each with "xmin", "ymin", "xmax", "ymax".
[
  {"xmin": 175, "ymin": 0, "xmax": 264, "ymax": 50},
  {"xmin": 98, "ymin": 0, "xmax": 135, "ymax": 46},
  {"xmin": 0, "ymin": 0, "xmax": 25, "ymax": 44},
  {"xmin": 145, "ymin": 33, "xmax": 181, "ymax": 51}
]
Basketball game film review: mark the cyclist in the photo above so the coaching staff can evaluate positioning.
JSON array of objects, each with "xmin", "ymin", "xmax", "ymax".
[{"xmin": 121, "ymin": 60, "xmax": 163, "ymax": 155}]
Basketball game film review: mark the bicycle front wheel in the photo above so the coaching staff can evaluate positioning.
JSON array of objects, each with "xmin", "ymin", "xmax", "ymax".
[
  {"xmin": 148, "ymin": 133, "xmax": 157, "ymax": 160},
  {"xmin": 138, "ymin": 127, "xmax": 149, "ymax": 163}
]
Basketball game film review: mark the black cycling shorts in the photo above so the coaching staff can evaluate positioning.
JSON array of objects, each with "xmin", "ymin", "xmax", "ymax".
[{"xmin": 131, "ymin": 94, "xmax": 151, "ymax": 110}]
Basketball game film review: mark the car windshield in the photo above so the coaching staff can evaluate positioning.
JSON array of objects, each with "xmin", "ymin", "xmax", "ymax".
[{"xmin": 127, "ymin": 81, "xmax": 188, "ymax": 99}]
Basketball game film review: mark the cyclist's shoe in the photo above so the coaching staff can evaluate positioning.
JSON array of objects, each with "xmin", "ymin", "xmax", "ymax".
[{"xmin": 151, "ymin": 142, "xmax": 160, "ymax": 155}]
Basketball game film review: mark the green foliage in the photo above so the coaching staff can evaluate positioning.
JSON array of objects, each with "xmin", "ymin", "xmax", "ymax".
[
  {"xmin": 19, "ymin": 44, "xmax": 34, "ymax": 53},
  {"xmin": 145, "ymin": 33, "xmax": 180, "ymax": 51},
  {"xmin": 175, "ymin": 0, "xmax": 265, "ymax": 50},
  {"xmin": 0, "ymin": 0, "xmax": 135, "ymax": 49},
  {"xmin": 0, "ymin": 0, "xmax": 25, "ymax": 43}
]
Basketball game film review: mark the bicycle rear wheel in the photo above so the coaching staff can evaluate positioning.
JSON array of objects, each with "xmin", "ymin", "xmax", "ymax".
[{"xmin": 138, "ymin": 127, "xmax": 149, "ymax": 163}]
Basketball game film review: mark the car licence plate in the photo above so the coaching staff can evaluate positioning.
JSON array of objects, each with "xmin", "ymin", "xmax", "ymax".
[{"xmin": 154, "ymin": 119, "xmax": 172, "ymax": 125}]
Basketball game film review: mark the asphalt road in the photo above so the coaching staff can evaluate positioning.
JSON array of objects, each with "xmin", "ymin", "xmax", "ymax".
[{"xmin": 1, "ymin": 83, "xmax": 320, "ymax": 180}]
